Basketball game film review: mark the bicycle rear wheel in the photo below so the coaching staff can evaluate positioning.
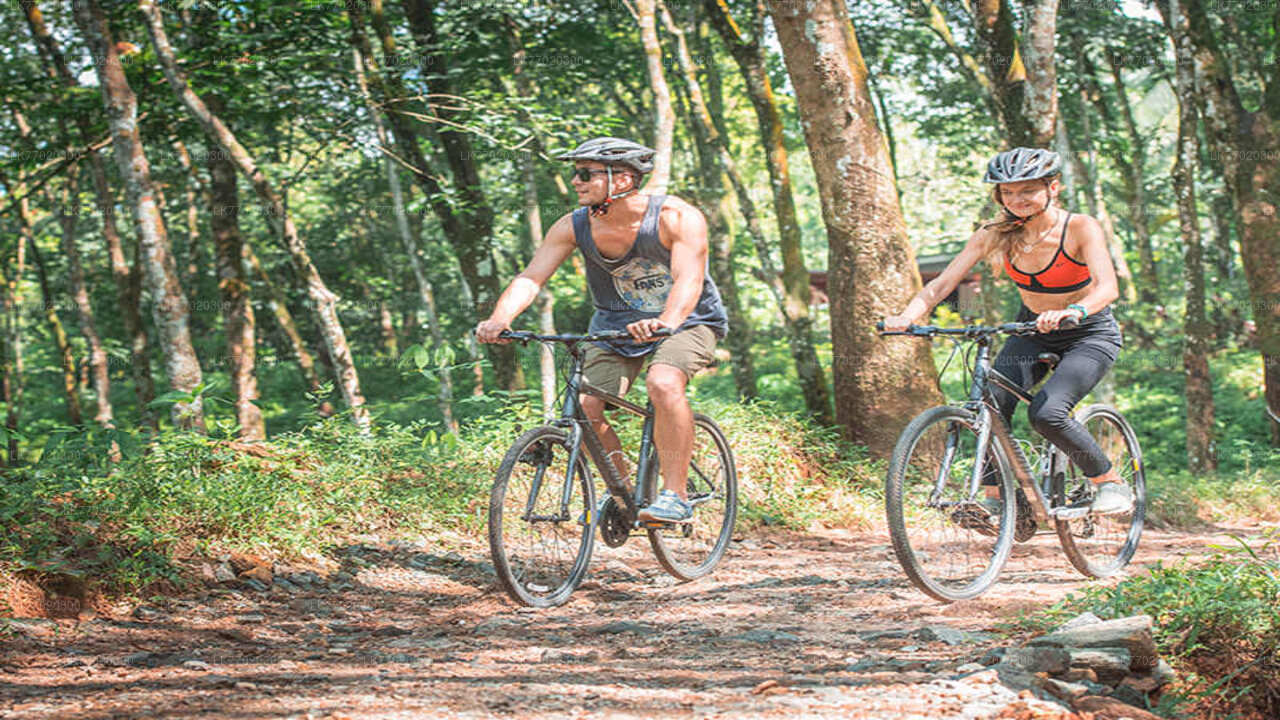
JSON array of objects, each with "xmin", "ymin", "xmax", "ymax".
[
  {"xmin": 1053, "ymin": 404, "xmax": 1145, "ymax": 578},
  {"xmin": 489, "ymin": 426, "xmax": 595, "ymax": 607},
  {"xmin": 646, "ymin": 413, "xmax": 737, "ymax": 581},
  {"xmin": 886, "ymin": 406, "xmax": 1017, "ymax": 602}
]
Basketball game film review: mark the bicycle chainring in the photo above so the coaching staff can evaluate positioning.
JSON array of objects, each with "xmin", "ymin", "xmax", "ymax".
[{"xmin": 599, "ymin": 497, "xmax": 632, "ymax": 548}]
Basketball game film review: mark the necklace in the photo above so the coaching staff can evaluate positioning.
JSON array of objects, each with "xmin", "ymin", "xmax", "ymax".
[{"xmin": 1017, "ymin": 214, "xmax": 1058, "ymax": 255}]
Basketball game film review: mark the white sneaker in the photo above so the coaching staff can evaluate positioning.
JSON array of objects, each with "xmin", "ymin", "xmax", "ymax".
[{"xmin": 1089, "ymin": 481, "xmax": 1135, "ymax": 515}]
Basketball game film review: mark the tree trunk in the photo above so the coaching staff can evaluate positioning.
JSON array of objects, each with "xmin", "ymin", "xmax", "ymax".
[
  {"xmin": 767, "ymin": 0, "xmax": 940, "ymax": 455},
  {"xmin": 349, "ymin": 0, "xmax": 520, "ymax": 393},
  {"xmin": 1179, "ymin": 0, "xmax": 1280, "ymax": 444},
  {"xmin": 636, "ymin": 0, "xmax": 676, "ymax": 192},
  {"xmin": 699, "ymin": 0, "xmax": 830, "ymax": 417},
  {"xmin": 207, "ymin": 141, "xmax": 266, "ymax": 440},
  {"xmin": 683, "ymin": 14, "xmax": 757, "ymax": 400},
  {"xmin": 171, "ymin": 139, "xmax": 205, "ymax": 315},
  {"xmin": 1167, "ymin": 0, "xmax": 1217, "ymax": 470},
  {"xmin": 352, "ymin": 46, "xmax": 457, "ymax": 432},
  {"xmin": 27, "ymin": 237, "xmax": 82, "ymax": 427},
  {"xmin": 1, "ymin": 200, "xmax": 27, "ymax": 463},
  {"xmin": 73, "ymin": 0, "xmax": 206, "ymax": 431},
  {"xmin": 139, "ymin": 0, "xmax": 368, "ymax": 432},
  {"xmin": 1104, "ymin": 53, "xmax": 1160, "ymax": 303},
  {"xmin": 21, "ymin": 0, "xmax": 157, "ymax": 430},
  {"xmin": 57, "ymin": 172, "xmax": 115, "ymax": 429}
]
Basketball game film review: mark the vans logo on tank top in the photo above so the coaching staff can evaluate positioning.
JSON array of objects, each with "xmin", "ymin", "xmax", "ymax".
[{"xmin": 611, "ymin": 257, "xmax": 672, "ymax": 311}]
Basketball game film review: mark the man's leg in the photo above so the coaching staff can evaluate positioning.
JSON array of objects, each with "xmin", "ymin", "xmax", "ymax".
[
  {"xmin": 646, "ymin": 364, "xmax": 694, "ymax": 498},
  {"xmin": 580, "ymin": 346, "xmax": 644, "ymax": 482}
]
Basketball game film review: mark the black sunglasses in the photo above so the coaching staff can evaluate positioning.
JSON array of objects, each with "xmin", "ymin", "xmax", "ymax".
[{"xmin": 571, "ymin": 168, "xmax": 611, "ymax": 182}]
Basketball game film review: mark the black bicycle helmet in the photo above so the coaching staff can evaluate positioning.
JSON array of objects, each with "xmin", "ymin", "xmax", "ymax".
[
  {"xmin": 982, "ymin": 147, "xmax": 1062, "ymax": 184},
  {"xmin": 556, "ymin": 137, "xmax": 655, "ymax": 216}
]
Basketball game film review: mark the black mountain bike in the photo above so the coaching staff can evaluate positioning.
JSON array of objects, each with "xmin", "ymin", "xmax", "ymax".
[
  {"xmin": 487, "ymin": 329, "xmax": 738, "ymax": 607},
  {"xmin": 877, "ymin": 320, "xmax": 1146, "ymax": 602}
]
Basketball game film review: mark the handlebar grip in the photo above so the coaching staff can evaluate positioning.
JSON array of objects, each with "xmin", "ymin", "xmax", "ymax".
[
  {"xmin": 1058, "ymin": 316, "xmax": 1080, "ymax": 330},
  {"xmin": 875, "ymin": 320, "xmax": 885, "ymax": 331}
]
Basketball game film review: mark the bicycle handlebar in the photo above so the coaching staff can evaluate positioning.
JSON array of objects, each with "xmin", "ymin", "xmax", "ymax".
[
  {"xmin": 496, "ymin": 328, "xmax": 674, "ymax": 344},
  {"xmin": 875, "ymin": 317, "xmax": 1078, "ymax": 338}
]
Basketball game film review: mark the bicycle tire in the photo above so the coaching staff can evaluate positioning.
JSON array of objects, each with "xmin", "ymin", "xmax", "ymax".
[
  {"xmin": 1052, "ymin": 404, "xmax": 1145, "ymax": 578},
  {"xmin": 646, "ymin": 413, "xmax": 738, "ymax": 581},
  {"xmin": 886, "ymin": 405, "xmax": 1017, "ymax": 602},
  {"xmin": 489, "ymin": 425, "xmax": 596, "ymax": 607}
]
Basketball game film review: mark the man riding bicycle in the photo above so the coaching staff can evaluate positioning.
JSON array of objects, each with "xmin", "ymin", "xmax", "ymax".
[{"xmin": 475, "ymin": 137, "xmax": 728, "ymax": 524}]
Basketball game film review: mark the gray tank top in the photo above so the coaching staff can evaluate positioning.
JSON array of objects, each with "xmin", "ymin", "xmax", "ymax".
[{"xmin": 572, "ymin": 195, "xmax": 728, "ymax": 357}]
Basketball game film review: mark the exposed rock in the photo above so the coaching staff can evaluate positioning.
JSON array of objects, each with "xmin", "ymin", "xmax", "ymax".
[
  {"xmin": 1072, "ymin": 695, "xmax": 1164, "ymax": 720},
  {"xmin": 1066, "ymin": 647, "xmax": 1132, "ymax": 684},
  {"xmin": 1029, "ymin": 615, "xmax": 1157, "ymax": 671},
  {"xmin": 1003, "ymin": 646, "xmax": 1071, "ymax": 675}
]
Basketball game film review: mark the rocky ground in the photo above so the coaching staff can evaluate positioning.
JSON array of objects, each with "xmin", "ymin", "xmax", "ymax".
[{"xmin": 1, "ymin": 524, "xmax": 1262, "ymax": 719}]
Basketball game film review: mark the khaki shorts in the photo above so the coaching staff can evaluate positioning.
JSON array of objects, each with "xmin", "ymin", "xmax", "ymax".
[{"xmin": 582, "ymin": 324, "xmax": 717, "ymax": 397}]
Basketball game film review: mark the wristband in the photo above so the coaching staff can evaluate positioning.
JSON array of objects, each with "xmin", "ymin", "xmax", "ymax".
[{"xmin": 1067, "ymin": 303, "xmax": 1088, "ymax": 320}]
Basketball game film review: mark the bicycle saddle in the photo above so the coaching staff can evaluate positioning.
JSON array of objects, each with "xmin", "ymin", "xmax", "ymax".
[{"xmin": 1037, "ymin": 352, "xmax": 1061, "ymax": 368}]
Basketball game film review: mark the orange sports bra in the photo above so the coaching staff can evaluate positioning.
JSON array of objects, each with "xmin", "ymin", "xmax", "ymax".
[{"xmin": 1002, "ymin": 212, "xmax": 1092, "ymax": 294}]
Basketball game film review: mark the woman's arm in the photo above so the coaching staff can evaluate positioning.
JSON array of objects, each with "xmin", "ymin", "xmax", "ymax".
[
  {"xmin": 883, "ymin": 230, "xmax": 988, "ymax": 329},
  {"xmin": 1067, "ymin": 215, "xmax": 1120, "ymax": 317}
]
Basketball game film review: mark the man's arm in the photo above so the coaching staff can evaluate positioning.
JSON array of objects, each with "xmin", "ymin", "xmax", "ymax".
[{"xmin": 476, "ymin": 214, "xmax": 577, "ymax": 343}]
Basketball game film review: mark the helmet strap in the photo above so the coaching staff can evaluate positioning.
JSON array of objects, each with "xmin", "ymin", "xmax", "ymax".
[{"xmin": 589, "ymin": 166, "xmax": 638, "ymax": 217}]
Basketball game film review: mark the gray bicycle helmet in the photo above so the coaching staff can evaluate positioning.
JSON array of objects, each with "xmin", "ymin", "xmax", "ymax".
[
  {"xmin": 556, "ymin": 137, "xmax": 655, "ymax": 216},
  {"xmin": 982, "ymin": 147, "xmax": 1062, "ymax": 184},
  {"xmin": 555, "ymin": 137, "xmax": 656, "ymax": 174}
]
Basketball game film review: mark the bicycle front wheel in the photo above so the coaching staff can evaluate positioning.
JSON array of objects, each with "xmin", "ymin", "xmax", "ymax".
[
  {"xmin": 489, "ymin": 426, "xmax": 595, "ymax": 607},
  {"xmin": 646, "ymin": 413, "xmax": 738, "ymax": 581},
  {"xmin": 886, "ymin": 406, "xmax": 1017, "ymax": 602},
  {"xmin": 1053, "ymin": 404, "xmax": 1145, "ymax": 578}
]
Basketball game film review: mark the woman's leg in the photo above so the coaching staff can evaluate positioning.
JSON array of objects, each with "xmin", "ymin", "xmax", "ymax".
[{"xmin": 1027, "ymin": 343, "xmax": 1118, "ymax": 478}]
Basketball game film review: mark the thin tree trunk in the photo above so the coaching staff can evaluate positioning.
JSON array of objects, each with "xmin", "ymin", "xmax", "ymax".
[
  {"xmin": 349, "ymin": 0, "xmax": 519, "ymax": 393},
  {"xmin": 73, "ymin": 0, "xmax": 206, "ymax": 431},
  {"xmin": 207, "ymin": 143, "xmax": 266, "ymax": 440},
  {"xmin": 971, "ymin": 0, "xmax": 1059, "ymax": 147},
  {"xmin": 698, "ymin": 0, "xmax": 831, "ymax": 420},
  {"xmin": 56, "ymin": 172, "xmax": 115, "ymax": 429},
  {"xmin": 27, "ymin": 237, "xmax": 82, "ymax": 427},
  {"xmin": 172, "ymin": 139, "xmax": 204, "ymax": 311},
  {"xmin": 243, "ymin": 245, "xmax": 334, "ymax": 416},
  {"xmin": 686, "ymin": 14, "xmax": 757, "ymax": 400},
  {"xmin": 767, "ymin": 0, "xmax": 940, "ymax": 455},
  {"xmin": 352, "ymin": 46, "xmax": 457, "ymax": 432},
  {"xmin": 636, "ymin": 0, "xmax": 675, "ymax": 192},
  {"xmin": 1, "ymin": 197, "xmax": 27, "ymax": 463},
  {"xmin": 1105, "ymin": 53, "xmax": 1160, "ymax": 303},
  {"xmin": 21, "ymin": 0, "xmax": 157, "ymax": 431},
  {"xmin": 140, "ymin": 0, "xmax": 368, "ymax": 431},
  {"xmin": 1168, "ymin": 0, "xmax": 1216, "ymax": 470}
]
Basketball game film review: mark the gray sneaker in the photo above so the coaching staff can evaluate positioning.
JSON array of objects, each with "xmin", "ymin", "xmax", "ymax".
[
  {"xmin": 637, "ymin": 489, "xmax": 693, "ymax": 524},
  {"xmin": 1089, "ymin": 481, "xmax": 1135, "ymax": 515}
]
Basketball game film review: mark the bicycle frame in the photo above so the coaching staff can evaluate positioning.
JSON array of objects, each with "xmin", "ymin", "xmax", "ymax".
[
  {"xmin": 959, "ymin": 338, "xmax": 1055, "ymax": 525},
  {"xmin": 520, "ymin": 339, "xmax": 656, "ymax": 526}
]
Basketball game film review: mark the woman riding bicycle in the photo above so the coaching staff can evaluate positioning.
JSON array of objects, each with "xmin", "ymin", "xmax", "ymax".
[{"xmin": 882, "ymin": 147, "xmax": 1133, "ymax": 515}]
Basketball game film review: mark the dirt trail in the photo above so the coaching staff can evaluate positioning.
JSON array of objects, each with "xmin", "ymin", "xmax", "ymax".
[{"xmin": 1, "ymin": 523, "xmax": 1263, "ymax": 719}]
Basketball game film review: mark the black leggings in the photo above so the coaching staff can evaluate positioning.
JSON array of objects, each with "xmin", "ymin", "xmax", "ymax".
[{"xmin": 989, "ymin": 306, "xmax": 1123, "ymax": 478}]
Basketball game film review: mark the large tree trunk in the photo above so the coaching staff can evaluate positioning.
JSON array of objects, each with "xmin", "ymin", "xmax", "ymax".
[
  {"xmin": 1167, "ymin": 0, "xmax": 1216, "ymax": 470},
  {"xmin": 21, "ymin": 0, "xmax": 157, "ymax": 430},
  {"xmin": 349, "ymin": 0, "xmax": 520, "ymax": 393},
  {"xmin": 139, "ymin": 0, "xmax": 368, "ymax": 432},
  {"xmin": 352, "ymin": 46, "xmax": 458, "ymax": 432},
  {"xmin": 1180, "ymin": 0, "xmax": 1280, "ymax": 443},
  {"xmin": 636, "ymin": 0, "xmax": 676, "ymax": 192},
  {"xmin": 767, "ymin": 0, "xmax": 940, "ymax": 455},
  {"xmin": 73, "ymin": 0, "xmax": 205, "ymax": 431},
  {"xmin": 699, "ymin": 0, "xmax": 831, "ymax": 419}
]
